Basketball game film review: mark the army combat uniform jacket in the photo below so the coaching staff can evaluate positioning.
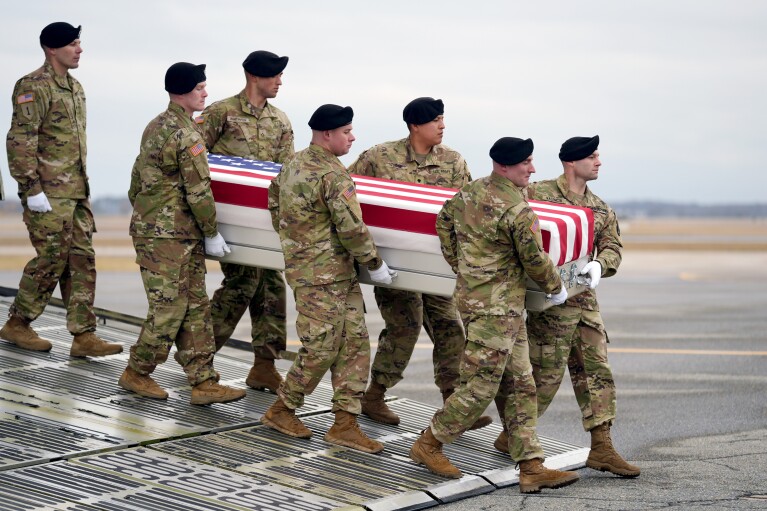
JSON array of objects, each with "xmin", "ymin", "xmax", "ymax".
[
  {"xmin": 7, "ymin": 61, "xmax": 88, "ymax": 199},
  {"xmin": 348, "ymin": 137, "xmax": 470, "ymax": 187},
  {"xmin": 268, "ymin": 143, "xmax": 381, "ymax": 288},
  {"xmin": 129, "ymin": 101, "xmax": 218, "ymax": 240},
  {"xmin": 528, "ymin": 174, "xmax": 622, "ymax": 311}
]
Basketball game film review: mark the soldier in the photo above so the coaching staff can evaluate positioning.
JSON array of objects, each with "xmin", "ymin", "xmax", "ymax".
[
  {"xmin": 201, "ymin": 50, "xmax": 293, "ymax": 393},
  {"xmin": 520, "ymin": 135, "xmax": 640, "ymax": 477},
  {"xmin": 263, "ymin": 104, "xmax": 397, "ymax": 453},
  {"xmin": 349, "ymin": 97, "xmax": 490, "ymax": 429},
  {"xmin": 1, "ymin": 22, "xmax": 122, "ymax": 357},
  {"xmin": 118, "ymin": 62, "xmax": 246, "ymax": 406},
  {"xmin": 409, "ymin": 137, "xmax": 580, "ymax": 494}
]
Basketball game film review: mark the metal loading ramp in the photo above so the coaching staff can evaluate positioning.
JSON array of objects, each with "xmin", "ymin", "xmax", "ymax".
[{"xmin": 0, "ymin": 298, "xmax": 589, "ymax": 510}]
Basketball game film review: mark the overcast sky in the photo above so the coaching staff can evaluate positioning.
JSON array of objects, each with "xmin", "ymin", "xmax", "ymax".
[{"xmin": 1, "ymin": 0, "xmax": 765, "ymax": 204}]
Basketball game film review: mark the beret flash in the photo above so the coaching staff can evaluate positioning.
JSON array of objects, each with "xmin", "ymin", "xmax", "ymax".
[
  {"xmin": 559, "ymin": 135, "xmax": 600, "ymax": 161},
  {"xmin": 242, "ymin": 50, "xmax": 289, "ymax": 77},
  {"xmin": 402, "ymin": 97, "xmax": 444, "ymax": 125},
  {"xmin": 489, "ymin": 137, "xmax": 534, "ymax": 165},
  {"xmin": 308, "ymin": 104, "xmax": 354, "ymax": 130},
  {"xmin": 165, "ymin": 62, "xmax": 207, "ymax": 95}
]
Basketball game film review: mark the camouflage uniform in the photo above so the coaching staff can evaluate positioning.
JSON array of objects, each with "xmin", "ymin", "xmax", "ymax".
[
  {"xmin": 348, "ymin": 137, "xmax": 471, "ymax": 393},
  {"xmin": 5, "ymin": 61, "xmax": 97, "ymax": 335},
  {"xmin": 268, "ymin": 144, "xmax": 382, "ymax": 413},
  {"xmin": 430, "ymin": 173, "xmax": 562, "ymax": 461},
  {"xmin": 127, "ymin": 101, "xmax": 219, "ymax": 386},
  {"xmin": 200, "ymin": 92, "xmax": 294, "ymax": 356},
  {"xmin": 527, "ymin": 174, "xmax": 622, "ymax": 431}
]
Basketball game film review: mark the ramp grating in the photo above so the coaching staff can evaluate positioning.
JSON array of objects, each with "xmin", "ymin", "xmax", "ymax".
[{"xmin": 0, "ymin": 295, "xmax": 587, "ymax": 509}]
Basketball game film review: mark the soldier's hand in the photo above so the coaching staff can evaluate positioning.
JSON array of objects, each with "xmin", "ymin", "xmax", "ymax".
[
  {"xmin": 580, "ymin": 261, "xmax": 602, "ymax": 289},
  {"xmin": 369, "ymin": 260, "xmax": 397, "ymax": 285},
  {"xmin": 548, "ymin": 284, "xmax": 568, "ymax": 306},
  {"xmin": 205, "ymin": 232, "xmax": 231, "ymax": 257},
  {"xmin": 27, "ymin": 191, "xmax": 52, "ymax": 213}
]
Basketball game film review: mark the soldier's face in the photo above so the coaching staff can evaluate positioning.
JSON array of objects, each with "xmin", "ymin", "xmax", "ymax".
[
  {"xmin": 181, "ymin": 82, "xmax": 208, "ymax": 114},
  {"xmin": 508, "ymin": 157, "xmax": 536, "ymax": 187},
  {"xmin": 572, "ymin": 151, "xmax": 601, "ymax": 182},
  {"xmin": 327, "ymin": 124, "xmax": 355, "ymax": 156},
  {"xmin": 51, "ymin": 39, "xmax": 83, "ymax": 70},
  {"xmin": 256, "ymin": 73, "xmax": 282, "ymax": 99},
  {"xmin": 413, "ymin": 115, "xmax": 445, "ymax": 147}
]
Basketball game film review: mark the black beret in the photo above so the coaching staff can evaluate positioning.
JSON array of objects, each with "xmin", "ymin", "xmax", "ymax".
[
  {"xmin": 242, "ymin": 50, "xmax": 289, "ymax": 77},
  {"xmin": 559, "ymin": 135, "xmax": 599, "ymax": 161},
  {"xmin": 489, "ymin": 137, "xmax": 534, "ymax": 166},
  {"xmin": 402, "ymin": 97, "xmax": 444, "ymax": 125},
  {"xmin": 164, "ymin": 62, "xmax": 207, "ymax": 95},
  {"xmin": 308, "ymin": 104, "xmax": 354, "ymax": 131},
  {"xmin": 40, "ymin": 22, "xmax": 81, "ymax": 48}
]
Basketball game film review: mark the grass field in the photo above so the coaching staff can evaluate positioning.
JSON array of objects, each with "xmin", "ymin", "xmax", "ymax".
[{"xmin": 1, "ymin": 213, "xmax": 766, "ymax": 271}]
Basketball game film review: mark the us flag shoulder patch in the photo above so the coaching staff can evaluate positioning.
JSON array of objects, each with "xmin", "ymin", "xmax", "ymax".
[
  {"xmin": 194, "ymin": 115, "xmax": 204, "ymax": 124},
  {"xmin": 342, "ymin": 184, "xmax": 356, "ymax": 201},
  {"xmin": 188, "ymin": 142, "xmax": 205, "ymax": 157},
  {"xmin": 17, "ymin": 92, "xmax": 34, "ymax": 104},
  {"xmin": 530, "ymin": 216, "xmax": 540, "ymax": 235}
]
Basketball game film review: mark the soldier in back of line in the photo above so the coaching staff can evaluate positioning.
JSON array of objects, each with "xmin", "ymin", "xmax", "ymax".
[
  {"xmin": 1, "ymin": 22, "xmax": 122, "ymax": 358},
  {"xmin": 118, "ymin": 62, "xmax": 246, "ymax": 406},
  {"xmin": 409, "ymin": 137, "xmax": 580, "ymax": 494},
  {"xmin": 262, "ymin": 104, "xmax": 397, "ymax": 452},
  {"xmin": 348, "ymin": 97, "xmax": 491, "ymax": 430},
  {"xmin": 519, "ymin": 135, "xmax": 640, "ymax": 477},
  {"xmin": 201, "ymin": 50, "xmax": 293, "ymax": 394}
]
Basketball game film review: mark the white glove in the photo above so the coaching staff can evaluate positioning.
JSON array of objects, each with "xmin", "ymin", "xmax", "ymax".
[
  {"xmin": 27, "ymin": 191, "xmax": 52, "ymax": 213},
  {"xmin": 580, "ymin": 261, "xmax": 602, "ymax": 289},
  {"xmin": 548, "ymin": 284, "xmax": 569, "ymax": 306},
  {"xmin": 204, "ymin": 232, "xmax": 231, "ymax": 257},
  {"xmin": 368, "ymin": 260, "xmax": 398, "ymax": 285}
]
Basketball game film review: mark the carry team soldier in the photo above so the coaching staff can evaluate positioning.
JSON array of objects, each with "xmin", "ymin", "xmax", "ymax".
[
  {"xmin": 1, "ymin": 22, "xmax": 122, "ymax": 357},
  {"xmin": 201, "ymin": 50, "xmax": 293, "ymax": 393},
  {"xmin": 409, "ymin": 137, "xmax": 580, "ymax": 493},
  {"xmin": 348, "ymin": 97, "xmax": 491, "ymax": 430},
  {"xmin": 118, "ymin": 62, "xmax": 246, "ymax": 406},
  {"xmin": 263, "ymin": 104, "xmax": 397, "ymax": 452},
  {"xmin": 519, "ymin": 135, "xmax": 640, "ymax": 477}
]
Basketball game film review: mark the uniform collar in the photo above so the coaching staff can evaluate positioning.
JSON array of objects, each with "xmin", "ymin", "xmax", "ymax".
[{"xmin": 44, "ymin": 61, "xmax": 71, "ymax": 89}]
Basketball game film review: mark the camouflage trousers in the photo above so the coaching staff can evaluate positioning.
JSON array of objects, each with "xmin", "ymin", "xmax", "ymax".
[
  {"xmin": 129, "ymin": 238, "xmax": 216, "ymax": 386},
  {"xmin": 431, "ymin": 314, "xmax": 544, "ymax": 462},
  {"xmin": 528, "ymin": 305, "xmax": 616, "ymax": 431},
  {"xmin": 279, "ymin": 278, "xmax": 370, "ymax": 415},
  {"xmin": 11, "ymin": 198, "xmax": 97, "ymax": 335},
  {"xmin": 210, "ymin": 262, "xmax": 287, "ymax": 359},
  {"xmin": 371, "ymin": 287, "xmax": 464, "ymax": 393}
]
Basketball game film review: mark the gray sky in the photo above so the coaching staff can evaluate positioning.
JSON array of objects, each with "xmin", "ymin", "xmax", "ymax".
[{"xmin": 2, "ymin": 0, "xmax": 765, "ymax": 204}]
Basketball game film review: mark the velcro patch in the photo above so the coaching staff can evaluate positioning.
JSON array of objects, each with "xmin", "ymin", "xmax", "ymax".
[
  {"xmin": 194, "ymin": 115, "xmax": 204, "ymax": 124},
  {"xmin": 342, "ymin": 184, "xmax": 355, "ymax": 202},
  {"xmin": 530, "ymin": 216, "xmax": 540, "ymax": 235},
  {"xmin": 188, "ymin": 142, "xmax": 205, "ymax": 157},
  {"xmin": 17, "ymin": 92, "xmax": 34, "ymax": 104}
]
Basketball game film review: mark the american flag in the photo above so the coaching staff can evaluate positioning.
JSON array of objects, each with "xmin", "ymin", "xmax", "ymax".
[{"xmin": 208, "ymin": 154, "xmax": 593, "ymax": 266}]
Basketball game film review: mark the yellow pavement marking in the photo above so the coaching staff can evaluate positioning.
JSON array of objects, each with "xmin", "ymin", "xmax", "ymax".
[{"xmin": 609, "ymin": 347, "xmax": 767, "ymax": 356}]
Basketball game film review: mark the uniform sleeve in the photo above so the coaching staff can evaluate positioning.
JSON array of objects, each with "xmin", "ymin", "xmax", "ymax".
[
  {"xmin": 594, "ymin": 207, "xmax": 623, "ymax": 278},
  {"xmin": 178, "ymin": 132, "xmax": 218, "ymax": 238},
  {"xmin": 325, "ymin": 172, "xmax": 381, "ymax": 269},
  {"xmin": 199, "ymin": 104, "xmax": 224, "ymax": 151},
  {"xmin": 453, "ymin": 154, "xmax": 472, "ymax": 187},
  {"xmin": 347, "ymin": 149, "xmax": 374, "ymax": 177},
  {"xmin": 511, "ymin": 206, "xmax": 561, "ymax": 294},
  {"xmin": 127, "ymin": 155, "xmax": 141, "ymax": 206},
  {"xmin": 6, "ymin": 79, "xmax": 49, "ymax": 197},
  {"xmin": 274, "ymin": 117, "xmax": 295, "ymax": 164},
  {"xmin": 436, "ymin": 195, "xmax": 459, "ymax": 273},
  {"xmin": 267, "ymin": 172, "xmax": 281, "ymax": 232}
]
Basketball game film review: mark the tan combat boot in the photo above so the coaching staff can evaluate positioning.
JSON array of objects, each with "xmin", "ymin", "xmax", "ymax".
[
  {"xmin": 324, "ymin": 410, "xmax": 384, "ymax": 453},
  {"xmin": 518, "ymin": 458, "xmax": 579, "ymax": 493},
  {"xmin": 586, "ymin": 423, "xmax": 640, "ymax": 477},
  {"xmin": 190, "ymin": 379, "xmax": 246, "ymax": 405},
  {"xmin": 494, "ymin": 428, "xmax": 510, "ymax": 454},
  {"xmin": 0, "ymin": 315, "xmax": 52, "ymax": 352},
  {"xmin": 441, "ymin": 388, "xmax": 492, "ymax": 431},
  {"xmin": 262, "ymin": 398, "xmax": 312, "ymax": 438},
  {"xmin": 70, "ymin": 332, "xmax": 123, "ymax": 357},
  {"xmin": 409, "ymin": 427, "xmax": 463, "ymax": 479},
  {"xmin": 361, "ymin": 381, "xmax": 400, "ymax": 425},
  {"xmin": 245, "ymin": 356, "xmax": 283, "ymax": 393},
  {"xmin": 118, "ymin": 367, "xmax": 169, "ymax": 399}
]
